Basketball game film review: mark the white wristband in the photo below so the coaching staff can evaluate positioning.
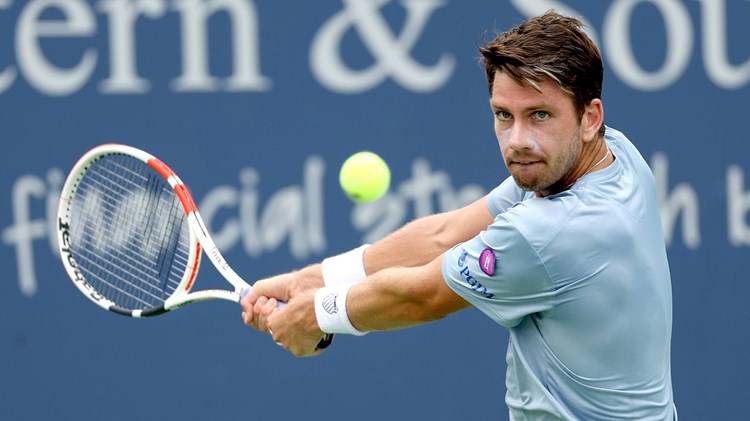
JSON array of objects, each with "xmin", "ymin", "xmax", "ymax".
[
  {"xmin": 321, "ymin": 244, "xmax": 370, "ymax": 287},
  {"xmin": 314, "ymin": 284, "xmax": 368, "ymax": 336}
]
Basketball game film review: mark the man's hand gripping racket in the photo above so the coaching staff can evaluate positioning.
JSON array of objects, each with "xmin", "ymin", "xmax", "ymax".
[{"xmin": 56, "ymin": 144, "xmax": 333, "ymax": 349}]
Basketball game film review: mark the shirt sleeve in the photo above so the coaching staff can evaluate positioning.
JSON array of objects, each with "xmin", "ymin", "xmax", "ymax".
[
  {"xmin": 487, "ymin": 176, "xmax": 527, "ymax": 216},
  {"xmin": 442, "ymin": 215, "xmax": 556, "ymax": 328}
]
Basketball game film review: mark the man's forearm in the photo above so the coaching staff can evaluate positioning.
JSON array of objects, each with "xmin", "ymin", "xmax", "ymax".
[
  {"xmin": 346, "ymin": 256, "xmax": 470, "ymax": 332},
  {"xmin": 364, "ymin": 196, "xmax": 492, "ymax": 275}
]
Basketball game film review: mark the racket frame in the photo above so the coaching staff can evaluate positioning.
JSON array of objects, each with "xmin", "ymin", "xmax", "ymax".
[{"xmin": 57, "ymin": 144, "xmax": 249, "ymax": 317}]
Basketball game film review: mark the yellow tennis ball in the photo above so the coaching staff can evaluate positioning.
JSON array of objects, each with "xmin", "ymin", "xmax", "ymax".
[{"xmin": 339, "ymin": 151, "xmax": 391, "ymax": 203}]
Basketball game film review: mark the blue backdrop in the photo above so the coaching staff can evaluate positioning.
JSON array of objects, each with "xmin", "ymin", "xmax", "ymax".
[{"xmin": 1, "ymin": 1, "xmax": 747, "ymax": 419}]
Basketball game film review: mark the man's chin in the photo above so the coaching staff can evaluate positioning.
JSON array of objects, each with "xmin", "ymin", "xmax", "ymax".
[
  {"xmin": 512, "ymin": 176, "xmax": 544, "ymax": 192},
  {"xmin": 511, "ymin": 173, "xmax": 543, "ymax": 191}
]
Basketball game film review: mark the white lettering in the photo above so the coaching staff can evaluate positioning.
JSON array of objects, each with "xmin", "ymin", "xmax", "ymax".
[
  {"xmin": 310, "ymin": 0, "xmax": 454, "ymax": 94},
  {"xmin": 170, "ymin": 0, "xmax": 271, "ymax": 92},
  {"xmin": 238, "ymin": 168, "xmax": 261, "ymax": 256},
  {"xmin": 651, "ymin": 152, "xmax": 701, "ymax": 249},
  {"xmin": 4, "ymin": 0, "xmax": 271, "ymax": 95},
  {"xmin": 2, "ymin": 173, "xmax": 48, "ymax": 296},
  {"xmin": 604, "ymin": 0, "xmax": 693, "ymax": 91},
  {"xmin": 0, "ymin": 0, "xmax": 17, "ymax": 93},
  {"xmin": 16, "ymin": 0, "xmax": 97, "ymax": 96},
  {"xmin": 0, "ymin": 0, "xmax": 747, "ymax": 94},
  {"xmin": 73, "ymin": 188, "xmax": 107, "ymax": 251},
  {"xmin": 200, "ymin": 156, "xmax": 325, "ymax": 259},
  {"xmin": 14, "ymin": 156, "xmax": 750, "ymax": 297},
  {"xmin": 257, "ymin": 156, "xmax": 325, "ymax": 258},
  {"xmin": 726, "ymin": 166, "xmax": 750, "ymax": 246},
  {"xmin": 97, "ymin": 0, "xmax": 168, "ymax": 94},
  {"xmin": 698, "ymin": 0, "xmax": 750, "ymax": 90}
]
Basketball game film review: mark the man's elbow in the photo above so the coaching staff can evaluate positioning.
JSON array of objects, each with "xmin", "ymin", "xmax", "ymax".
[{"xmin": 404, "ymin": 276, "xmax": 470, "ymax": 323}]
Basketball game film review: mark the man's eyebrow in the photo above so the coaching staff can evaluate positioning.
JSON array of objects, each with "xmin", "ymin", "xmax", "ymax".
[{"xmin": 489, "ymin": 100, "xmax": 553, "ymax": 112}]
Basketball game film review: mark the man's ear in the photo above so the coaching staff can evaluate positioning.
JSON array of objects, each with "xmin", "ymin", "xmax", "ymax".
[{"xmin": 582, "ymin": 98, "xmax": 604, "ymax": 142}]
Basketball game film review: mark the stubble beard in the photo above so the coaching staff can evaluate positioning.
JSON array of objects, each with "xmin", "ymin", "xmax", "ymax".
[{"xmin": 507, "ymin": 132, "xmax": 582, "ymax": 193}]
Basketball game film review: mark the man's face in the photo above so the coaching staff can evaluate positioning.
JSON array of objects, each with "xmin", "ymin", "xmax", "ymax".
[{"xmin": 490, "ymin": 72, "xmax": 584, "ymax": 194}]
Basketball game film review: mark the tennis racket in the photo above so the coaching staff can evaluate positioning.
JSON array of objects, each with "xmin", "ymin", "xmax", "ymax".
[{"xmin": 56, "ymin": 143, "xmax": 333, "ymax": 349}]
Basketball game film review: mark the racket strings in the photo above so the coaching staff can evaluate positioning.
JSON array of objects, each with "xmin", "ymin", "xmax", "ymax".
[
  {"xmin": 69, "ymin": 154, "xmax": 191, "ymax": 310},
  {"xmin": 76, "ymin": 167, "xmax": 186, "ymax": 305}
]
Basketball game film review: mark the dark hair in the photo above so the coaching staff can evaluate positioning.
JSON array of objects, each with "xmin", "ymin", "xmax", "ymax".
[{"xmin": 480, "ymin": 11, "xmax": 605, "ymax": 136}]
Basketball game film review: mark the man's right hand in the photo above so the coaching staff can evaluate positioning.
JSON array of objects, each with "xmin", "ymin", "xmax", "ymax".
[{"xmin": 240, "ymin": 263, "xmax": 324, "ymax": 332}]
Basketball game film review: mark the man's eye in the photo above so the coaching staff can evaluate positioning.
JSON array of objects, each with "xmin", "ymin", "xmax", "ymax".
[
  {"xmin": 534, "ymin": 111, "xmax": 550, "ymax": 120},
  {"xmin": 496, "ymin": 111, "xmax": 512, "ymax": 121}
]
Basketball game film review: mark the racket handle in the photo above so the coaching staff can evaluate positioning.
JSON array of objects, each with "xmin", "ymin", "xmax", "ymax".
[
  {"xmin": 238, "ymin": 288, "xmax": 286, "ymax": 309},
  {"xmin": 239, "ymin": 290, "xmax": 286, "ymax": 309},
  {"xmin": 317, "ymin": 333, "xmax": 335, "ymax": 349}
]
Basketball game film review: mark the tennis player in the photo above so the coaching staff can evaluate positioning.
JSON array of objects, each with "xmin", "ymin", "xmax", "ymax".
[{"xmin": 242, "ymin": 11, "xmax": 676, "ymax": 420}]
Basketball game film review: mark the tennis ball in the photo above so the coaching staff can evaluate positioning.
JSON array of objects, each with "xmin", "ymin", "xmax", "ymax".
[{"xmin": 339, "ymin": 151, "xmax": 391, "ymax": 203}]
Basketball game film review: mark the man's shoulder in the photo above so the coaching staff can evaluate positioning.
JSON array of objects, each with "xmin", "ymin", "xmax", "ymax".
[{"xmin": 494, "ymin": 192, "xmax": 582, "ymax": 250}]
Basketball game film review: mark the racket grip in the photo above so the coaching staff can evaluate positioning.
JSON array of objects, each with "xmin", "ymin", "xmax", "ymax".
[
  {"xmin": 317, "ymin": 333, "xmax": 334, "ymax": 350},
  {"xmin": 239, "ymin": 286, "xmax": 286, "ymax": 309}
]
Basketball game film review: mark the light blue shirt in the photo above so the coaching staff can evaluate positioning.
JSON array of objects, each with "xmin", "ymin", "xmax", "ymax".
[{"xmin": 442, "ymin": 128, "xmax": 675, "ymax": 420}]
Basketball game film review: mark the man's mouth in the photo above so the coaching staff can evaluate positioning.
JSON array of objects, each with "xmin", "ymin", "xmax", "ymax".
[{"xmin": 510, "ymin": 159, "xmax": 542, "ymax": 166}]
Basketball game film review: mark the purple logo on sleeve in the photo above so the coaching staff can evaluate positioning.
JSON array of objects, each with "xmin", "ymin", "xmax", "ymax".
[{"xmin": 479, "ymin": 247, "xmax": 496, "ymax": 276}]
